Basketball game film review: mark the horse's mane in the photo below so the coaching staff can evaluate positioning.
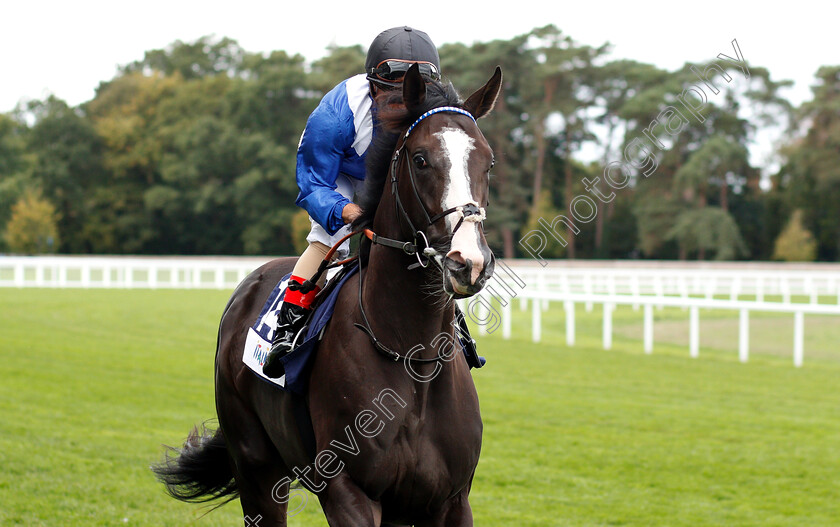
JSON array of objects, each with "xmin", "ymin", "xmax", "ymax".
[{"xmin": 351, "ymin": 80, "xmax": 463, "ymax": 231}]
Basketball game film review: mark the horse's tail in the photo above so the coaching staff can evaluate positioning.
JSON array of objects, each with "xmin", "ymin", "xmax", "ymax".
[{"xmin": 151, "ymin": 422, "xmax": 239, "ymax": 505}]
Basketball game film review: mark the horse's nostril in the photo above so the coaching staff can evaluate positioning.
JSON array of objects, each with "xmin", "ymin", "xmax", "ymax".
[{"xmin": 445, "ymin": 257, "xmax": 467, "ymax": 273}]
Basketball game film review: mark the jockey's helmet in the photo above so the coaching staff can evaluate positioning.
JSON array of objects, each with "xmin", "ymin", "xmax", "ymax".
[{"xmin": 365, "ymin": 26, "xmax": 441, "ymax": 87}]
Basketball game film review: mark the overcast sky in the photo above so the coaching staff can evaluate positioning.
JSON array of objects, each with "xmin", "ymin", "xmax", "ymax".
[{"xmin": 3, "ymin": 0, "xmax": 836, "ymax": 114}]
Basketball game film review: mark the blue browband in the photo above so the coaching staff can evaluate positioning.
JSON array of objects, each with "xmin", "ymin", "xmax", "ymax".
[{"xmin": 404, "ymin": 106, "xmax": 476, "ymax": 138}]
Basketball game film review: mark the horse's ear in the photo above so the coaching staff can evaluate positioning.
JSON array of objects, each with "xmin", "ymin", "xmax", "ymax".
[
  {"xmin": 402, "ymin": 63, "xmax": 427, "ymax": 114},
  {"xmin": 463, "ymin": 66, "xmax": 503, "ymax": 119}
]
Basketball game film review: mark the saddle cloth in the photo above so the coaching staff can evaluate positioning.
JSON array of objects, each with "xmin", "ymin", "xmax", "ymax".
[
  {"xmin": 242, "ymin": 261, "xmax": 485, "ymax": 394},
  {"xmin": 242, "ymin": 263, "xmax": 359, "ymax": 393}
]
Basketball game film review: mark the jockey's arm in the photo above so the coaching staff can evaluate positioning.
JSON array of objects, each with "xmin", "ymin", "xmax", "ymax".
[{"xmin": 295, "ymin": 103, "xmax": 354, "ymax": 235}]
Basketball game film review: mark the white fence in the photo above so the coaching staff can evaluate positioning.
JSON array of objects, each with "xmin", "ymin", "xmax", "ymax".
[
  {"xmin": 465, "ymin": 262, "xmax": 840, "ymax": 368},
  {"xmin": 511, "ymin": 266, "xmax": 840, "ymax": 305},
  {"xmin": 0, "ymin": 256, "xmax": 267, "ymax": 289},
  {"xmin": 4, "ymin": 257, "xmax": 838, "ymax": 300},
  {"xmin": 484, "ymin": 291, "xmax": 840, "ymax": 368}
]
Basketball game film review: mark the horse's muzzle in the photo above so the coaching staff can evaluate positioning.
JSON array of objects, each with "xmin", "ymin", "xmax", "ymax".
[{"xmin": 443, "ymin": 250, "xmax": 496, "ymax": 298}]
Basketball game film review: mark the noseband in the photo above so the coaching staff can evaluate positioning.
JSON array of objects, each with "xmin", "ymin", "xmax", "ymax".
[{"xmin": 368, "ymin": 106, "xmax": 487, "ymax": 270}]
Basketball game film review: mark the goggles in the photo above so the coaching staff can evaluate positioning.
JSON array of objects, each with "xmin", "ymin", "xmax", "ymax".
[{"xmin": 368, "ymin": 59, "xmax": 441, "ymax": 84}]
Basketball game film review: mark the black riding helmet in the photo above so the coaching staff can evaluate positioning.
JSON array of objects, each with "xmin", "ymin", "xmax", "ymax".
[{"xmin": 365, "ymin": 26, "xmax": 441, "ymax": 87}]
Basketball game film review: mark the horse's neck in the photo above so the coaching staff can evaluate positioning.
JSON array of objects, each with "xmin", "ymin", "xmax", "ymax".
[
  {"xmin": 361, "ymin": 212, "xmax": 454, "ymax": 354},
  {"xmin": 364, "ymin": 245, "xmax": 452, "ymax": 329}
]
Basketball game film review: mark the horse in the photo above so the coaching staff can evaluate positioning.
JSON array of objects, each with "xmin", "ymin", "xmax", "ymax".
[{"xmin": 153, "ymin": 63, "xmax": 503, "ymax": 526}]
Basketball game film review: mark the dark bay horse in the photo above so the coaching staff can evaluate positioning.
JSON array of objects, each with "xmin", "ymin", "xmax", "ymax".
[{"xmin": 154, "ymin": 64, "xmax": 503, "ymax": 526}]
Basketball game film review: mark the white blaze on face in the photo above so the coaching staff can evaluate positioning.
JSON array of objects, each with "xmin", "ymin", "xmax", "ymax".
[{"xmin": 434, "ymin": 127, "xmax": 484, "ymax": 285}]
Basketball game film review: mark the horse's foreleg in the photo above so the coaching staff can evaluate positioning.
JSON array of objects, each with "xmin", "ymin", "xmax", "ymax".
[
  {"xmin": 318, "ymin": 473, "xmax": 383, "ymax": 527},
  {"xmin": 415, "ymin": 489, "xmax": 473, "ymax": 527}
]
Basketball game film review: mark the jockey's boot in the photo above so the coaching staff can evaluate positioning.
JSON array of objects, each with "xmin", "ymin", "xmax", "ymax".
[
  {"xmin": 262, "ymin": 275, "xmax": 320, "ymax": 379},
  {"xmin": 261, "ymin": 301, "xmax": 309, "ymax": 378}
]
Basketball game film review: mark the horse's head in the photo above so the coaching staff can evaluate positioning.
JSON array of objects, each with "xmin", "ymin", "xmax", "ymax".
[{"xmin": 390, "ymin": 65, "xmax": 503, "ymax": 298}]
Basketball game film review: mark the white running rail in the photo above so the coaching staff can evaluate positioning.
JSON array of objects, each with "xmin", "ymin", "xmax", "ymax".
[
  {"xmin": 510, "ymin": 266, "xmax": 840, "ymax": 305},
  {"xmin": 0, "ymin": 256, "xmax": 268, "ymax": 289},
  {"xmin": 458, "ymin": 262, "xmax": 840, "ymax": 368}
]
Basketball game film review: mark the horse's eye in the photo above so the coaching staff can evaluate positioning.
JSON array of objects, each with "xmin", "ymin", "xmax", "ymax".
[{"xmin": 413, "ymin": 154, "xmax": 428, "ymax": 169}]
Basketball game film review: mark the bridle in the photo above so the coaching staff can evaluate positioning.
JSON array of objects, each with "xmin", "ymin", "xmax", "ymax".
[
  {"xmin": 355, "ymin": 106, "xmax": 489, "ymax": 364},
  {"xmin": 366, "ymin": 106, "xmax": 487, "ymax": 271}
]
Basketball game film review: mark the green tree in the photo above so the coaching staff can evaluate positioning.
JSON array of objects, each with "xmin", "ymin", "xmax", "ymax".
[
  {"xmin": 228, "ymin": 49, "xmax": 313, "ymax": 145},
  {"xmin": 588, "ymin": 59, "xmax": 670, "ymax": 256},
  {"xmin": 25, "ymin": 96, "xmax": 107, "ymax": 252},
  {"xmin": 121, "ymin": 36, "xmax": 246, "ymax": 80},
  {"xmin": 665, "ymin": 208, "xmax": 747, "ymax": 261},
  {"xmin": 0, "ymin": 30, "xmax": 810, "ymax": 261},
  {"xmin": 0, "ymin": 113, "xmax": 29, "ymax": 176},
  {"xmin": 152, "ymin": 114, "xmax": 298, "ymax": 254},
  {"xmin": 633, "ymin": 194, "xmax": 684, "ymax": 257},
  {"xmin": 521, "ymin": 191, "xmax": 567, "ymax": 259},
  {"xmin": 85, "ymin": 35, "xmax": 317, "ymax": 255},
  {"xmin": 670, "ymin": 134, "xmax": 750, "ymax": 259},
  {"xmin": 4, "ymin": 189, "xmax": 59, "ymax": 254},
  {"xmin": 778, "ymin": 65, "xmax": 840, "ymax": 260},
  {"xmin": 772, "ymin": 210, "xmax": 817, "ymax": 261},
  {"xmin": 525, "ymin": 25, "xmax": 607, "ymax": 258},
  {"xmin": 308, "ymin": 45, "xmax": 366, "ymax": 94},
  {"xmin": 87, "ymin": 72, "xmax": 191, "ymax": 252},
  {"xmin": 0, "ymin": 114, "xmax": 33, "ymax": 251},
  {"xmin": 291, "ymin": 208, "xmax": 312, "ymax": 254},
  {"xmin": 621, "ymin": 55, "xmax": 789, "ymax": 260}
]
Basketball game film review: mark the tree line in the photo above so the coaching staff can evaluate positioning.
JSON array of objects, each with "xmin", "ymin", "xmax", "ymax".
[{"xmin": 1, "ymin": 26, "xmax": 837, "ymax": 261}]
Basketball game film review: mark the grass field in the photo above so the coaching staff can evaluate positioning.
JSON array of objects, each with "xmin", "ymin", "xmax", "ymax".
[{"xmin": 1, "ymin": 288, "xmax": 839, "ymax": 526}]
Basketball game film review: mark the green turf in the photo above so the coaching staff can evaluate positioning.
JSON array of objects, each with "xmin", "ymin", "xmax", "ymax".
[{"xmin": 1, "ymin": 288, "xmax": 838, "ymax": 526}]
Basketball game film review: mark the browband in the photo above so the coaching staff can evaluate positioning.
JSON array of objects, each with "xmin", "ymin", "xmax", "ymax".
[{"xmin": 404, "ymin": 106, "xmax": 476, "ymax": 138}]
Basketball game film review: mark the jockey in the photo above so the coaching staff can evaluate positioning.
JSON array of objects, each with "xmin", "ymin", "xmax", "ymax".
[{"xmin": 262, "ymin": 26, "xmax": 443, "ymax": 378}]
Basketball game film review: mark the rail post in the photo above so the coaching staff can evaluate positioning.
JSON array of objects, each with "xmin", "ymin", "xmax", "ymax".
[
  {"xmin": 793, "ymin": 311, "xmax": 804, "ymax": 368},
  {"xmin": 739, "ymin": 309, "xmax": 749, "ymax": 362},
  {"xmin": 689, "ymin": 306, "xmax": 699, "ymax": 358},
  {"xmin": 564, "ymin": 300, "xmax": 575, "ymax": 346},
  {"xmin": 643, "ymin": 304, "xmax": 653, "ymax": 354}
]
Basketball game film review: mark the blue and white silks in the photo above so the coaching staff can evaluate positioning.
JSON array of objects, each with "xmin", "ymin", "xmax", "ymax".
[{"xmin": 295, "ymin": 74, "xmax": 373, "ymax": 237}]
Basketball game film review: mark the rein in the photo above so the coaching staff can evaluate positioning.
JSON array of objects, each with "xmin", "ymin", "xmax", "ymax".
[{"xmin": 354, "ymin": 231, "xmax": 449, "ymax": 365}]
